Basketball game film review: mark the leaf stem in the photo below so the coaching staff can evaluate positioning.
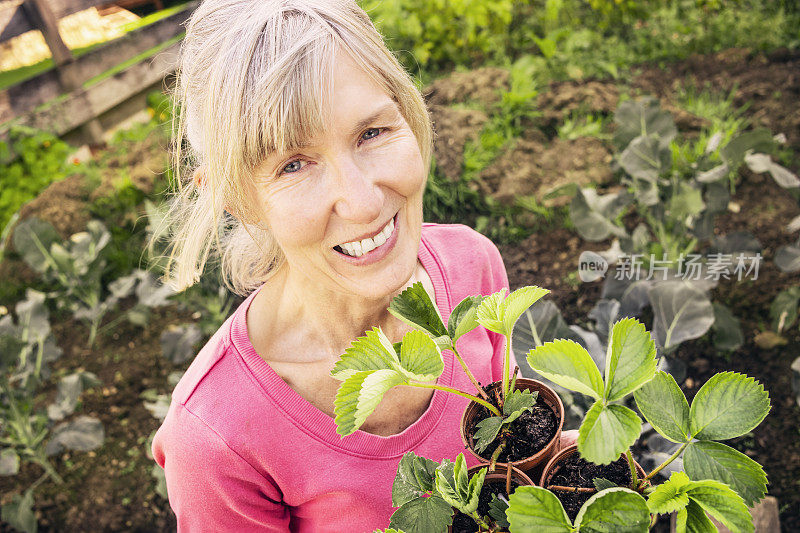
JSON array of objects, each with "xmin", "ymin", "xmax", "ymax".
[
  {"xmin": 489, "ymin": 440, "xmax": 506, "ymax": 471},
  {"xmin": 450, "ymin": 344, "xmax": 490, "ymax": 401},
  {"xmin": 406, "ymin": 382, "xmax": 502, "ymax": 416},
  {"xmin": 626, "ymin": 449, "xmax": 639, "ymax": 490},
  {"xmin": 502, "ymin": 335, "xmax": 511, "ymax": 406},
  {"xmin": 644, "ymin": 441, "xmax": 690, "ymax": 481}
]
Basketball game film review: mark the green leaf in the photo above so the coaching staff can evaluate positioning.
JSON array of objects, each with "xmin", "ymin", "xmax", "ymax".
[
  {"xmin": 505, "ymin": 486, "xmax": 572, "ymax": 533},
  {"xmin": 448, "ymin": 295, "xmax": 483, "ymax": 341},
  {"xmin": 720, "ymin": 128, "xmax": 774, "ymax": 168},
  {"xmin": 613, "ymin": 97, "xmax": 677, "ymax": 150},
  {"xmin": 389, "ymin": 282, "xmax": 448, "ymax": 338},
  {"xmin": 603, "ymin": 318, "xmax": 657, "ymax": 402},
  {"xmin": 1, "ymin": 489, "xmax": 37, "ymax": 533},
  {"xmin": 648, "ymin": 281, "xmax": 714, "ymax": 350},
  {"xmin": 0, "ymin": 449, "xmax": 20, "ymax": 476},
  {"xmin": 574, "ymin": 487, "xmax": 651, "ymax": 532},
  {"xmin": 333, "ymin": 369, "xmax": 405, "ymax": 436},
  {"xmin": 503, "ymin": 388, "xmax": 538, "ymax": 416},
  {"xmin": 647, "ymin": 471, "xmax": 691, "ymax": 515},
  {"xmin": 633, "ymin": 371, "xmax": 691, "ymax": 443},
  {"xmin": 388, "ymin": 495, "xmax": 452, "ymax": 533},
  {"xmin": 12, "ymin": 217, "xmax": 60, "ymax": 274},
  {"xmin": 619, "ymin": 135, "xmax": 671, "ymax": 182},
  {"xmin": 770, "ymin": 287, "xmax": 800, "ymax": 333},
  {"xmin": 689, "ymin": 372, "xmax": 770, "ymax": 440},
  {"xmin": 502, "ymin": 286, "xmax": 550, "ymax": 336},
  {"xmin": 434, "ymin": 454, "xmax": 484, "ymax": 515},
  {"xmin": 159, "ymin": 324, "xmax": 202, "ymax": 365},
  {"xmin": 44, "ymin": 416, "xmax": 105, "ymax": 455},
  {"xmin": 685, "ymin": 480, "xmax": 754, "ymax": 533},
  {"xmin": 711, "ymin": 302, "xmax": 744, "ymax": 352},
  {"xmin": 332, "ymin": 328, "xmax": 401, "ymax": 380},
  {"xmin": 675, "ymin": 499, "xmax": 716, "ymax": 533},
  {"xmin": 593, "ymin": 478, "xmax": 617, "ymax": 491},
  {"xmin": 392, "ymin": 452, "xmax": 440, "ymax": 507},
  {"xmin": 578, "ymin": 403, "xmax": 641, "ymax": 465},
  {"xmin": 487, "ymin": 493, "xmax": 510, "ymax": 529},
  {"xmin": 476, "ymin": 289, "xmax": 508, "ymax": 335},
  {"xmin": 683, "ymin": 441, "xmax": 767, "ymax": 507},
  {"xmin": 397, "ymin": 330, "xmax": 445, "ymax": 381},
  {"xmin": 527, "ymin": 339, "xmax": 604, "ymax": 400},
  {"xmin": 473, "ymin": 416, "xmax": 504, "ymax": 454}
]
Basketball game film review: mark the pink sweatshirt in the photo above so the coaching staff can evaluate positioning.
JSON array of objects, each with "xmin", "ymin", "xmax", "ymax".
[{"xmin": 152, "ymin": 223, "xmax": 510, "ymax": 532}]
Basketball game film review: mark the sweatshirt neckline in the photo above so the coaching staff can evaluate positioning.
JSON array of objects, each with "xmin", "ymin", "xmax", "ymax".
[{"xmin": 229, "ymin": 225, "xmax": 453, "ymax": 458}]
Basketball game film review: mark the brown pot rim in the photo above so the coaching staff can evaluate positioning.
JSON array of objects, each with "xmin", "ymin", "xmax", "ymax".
[
  {"xmin": 539, "ymin": 444, "xmax": 648, "ymax": 489},
  {"xmin": 460, "ymin": 377, "xmax": 564, "ymax": 472}
]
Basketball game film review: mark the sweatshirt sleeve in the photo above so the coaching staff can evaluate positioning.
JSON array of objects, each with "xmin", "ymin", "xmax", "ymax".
[{"xmin": 152, "ymin": 401, "xmax": 290, "ymax": 532}]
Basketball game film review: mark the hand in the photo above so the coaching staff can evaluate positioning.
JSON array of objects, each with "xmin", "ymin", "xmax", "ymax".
[{"xmin": 559, "ymin": 429, "xmax": 578, "ymax": 450}]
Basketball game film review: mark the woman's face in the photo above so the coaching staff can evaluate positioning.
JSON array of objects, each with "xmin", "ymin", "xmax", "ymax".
[{"xmin": 252, "ymin": 52, "xmax": 427, "ymax": 301}]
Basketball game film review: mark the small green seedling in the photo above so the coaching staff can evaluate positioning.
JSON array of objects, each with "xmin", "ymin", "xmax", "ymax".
[
  {"xmin": 383, "ymin": 452, "xmax": 497, "ymax": 533},
  {"xmin": 331, "ymin": 284, "xmax": 550, "ymax": 462}
]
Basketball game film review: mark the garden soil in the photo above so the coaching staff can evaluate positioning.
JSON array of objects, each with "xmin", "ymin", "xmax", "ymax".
[{"xmin": 2, "ymin": 48, "xmax": 800, "ymax": 531}]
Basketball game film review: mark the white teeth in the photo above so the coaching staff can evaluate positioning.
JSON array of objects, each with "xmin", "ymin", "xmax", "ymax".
[
  {"xmin": 336, "ymin": 216, "xmax": 396, "ymax": 257},
  {"xmin": 361, "ymin": 238, "xmax": 376, "ymax": 254}
]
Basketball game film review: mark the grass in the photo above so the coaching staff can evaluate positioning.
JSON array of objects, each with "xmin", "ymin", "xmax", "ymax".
[{"xmin": 675, "ymin": 81, "xmax": 750, "ymax": 138}]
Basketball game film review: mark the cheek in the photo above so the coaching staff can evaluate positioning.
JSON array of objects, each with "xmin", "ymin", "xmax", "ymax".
[
  {"xmin": 261, "ymin": 193, "xmax": 327, "ymax": 250},
  {"xmin": 376, "ymin": 136, "xmax": 426, "ymax": 196}
]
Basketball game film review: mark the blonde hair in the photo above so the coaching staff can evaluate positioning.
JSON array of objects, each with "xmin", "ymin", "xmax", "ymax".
[{"xmin": 157, "ymin": 0, "xmax": 433, "ymax": 295}]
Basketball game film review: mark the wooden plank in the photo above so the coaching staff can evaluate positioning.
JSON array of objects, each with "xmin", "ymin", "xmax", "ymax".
[
  {"xmin": 1, "ymin": 0, "xmax": 107, "ymax": 41},
  {"xmin": 22, "ymin": 0, "xmax": 73, "ymax": 65},
  {"xmin": 0, "ymin": 3, "xmax": 193, "ymax": 124},
  {"xmin": 4, "ymin": 40, "xmax": 180, "ymax": 136}
]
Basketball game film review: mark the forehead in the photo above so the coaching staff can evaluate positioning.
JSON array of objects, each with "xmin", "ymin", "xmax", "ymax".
[{"xmin": 264, "ymin": 51, "xmax": 400, "ymax": 156}]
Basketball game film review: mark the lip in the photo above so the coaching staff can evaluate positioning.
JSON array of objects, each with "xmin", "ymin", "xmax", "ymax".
[{"xmin": 333, "ymin": 212, "xmax": 399, "ymax": 265}]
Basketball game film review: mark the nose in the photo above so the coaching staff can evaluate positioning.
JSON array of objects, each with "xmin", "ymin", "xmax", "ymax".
[{"xmin": 330, "ymin": 154, "xmax": 383, "ymax": 224}]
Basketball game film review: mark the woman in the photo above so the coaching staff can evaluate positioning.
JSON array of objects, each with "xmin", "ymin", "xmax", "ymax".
[{"xmin": 152, "ymin": 0, "xmax": 575, "ymax": 530}]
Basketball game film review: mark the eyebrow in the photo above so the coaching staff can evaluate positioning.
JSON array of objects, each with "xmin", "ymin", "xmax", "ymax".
[
  {"xmin": 276, "ymin": 101, "xmax": 400, "ymax": 156},
  {"xmin": 348, "ymin": 101, "xmax": 400, "ymax": 138}
]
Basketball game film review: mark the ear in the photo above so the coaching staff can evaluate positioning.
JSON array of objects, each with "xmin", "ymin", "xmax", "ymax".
[{"xmin": 192, "ymin": 167, "xmax": 207, "ymax": 188}]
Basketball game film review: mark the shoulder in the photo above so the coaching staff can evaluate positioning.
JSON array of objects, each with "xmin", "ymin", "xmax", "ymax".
[
  {"xmin": 420, "ymin": 223, "xmax": 503, "ymax": 266},
  {"xmin": 420, "ymin": 223, "xmax": 508, "ymax": 298},
  {"xmin": 170, "ymin": 314, "xmax": 236, "ymax": 406}
]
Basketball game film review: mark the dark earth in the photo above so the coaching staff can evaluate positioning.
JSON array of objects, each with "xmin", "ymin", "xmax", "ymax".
[
  {"xmin": 1, "ymin": 46, "xmax": 799, "ymax": 531},
  {"xmin": 451, "ymin": 478, "xmax": 520, "ymax": 533},
  {"xmin": 545, "ymin": 453, "xmax": 632, "ymax": 521},
  {"xmin": 468, "ymin": 395, "xmax": 559, "ymax": 465}
]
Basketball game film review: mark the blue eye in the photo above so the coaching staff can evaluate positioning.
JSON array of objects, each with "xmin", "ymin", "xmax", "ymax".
[
  {"xmin": 281, "ymin": 160, "xmax": 303, "ymax": 174},
  {"xmin": 362, "ymin": 128, "xmax": 382, "ymax": 140}
]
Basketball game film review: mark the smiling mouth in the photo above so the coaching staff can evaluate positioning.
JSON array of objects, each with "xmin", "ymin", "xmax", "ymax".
[{"xmin": 333, "ymin": 214, "xmax": 397, "ymax": 258}]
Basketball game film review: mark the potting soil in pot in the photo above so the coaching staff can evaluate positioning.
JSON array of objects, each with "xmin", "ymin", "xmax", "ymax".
[
  {"xmin": 451, "ymin": 479, "xmax": 520, "ymax": 533},
  {"xmin": 471, "ymin": 399, "xmax": 558, "ymax": 463},
  {"xmin": 547, "ymin": 453, "xmax": 631, "ymax": 520}
]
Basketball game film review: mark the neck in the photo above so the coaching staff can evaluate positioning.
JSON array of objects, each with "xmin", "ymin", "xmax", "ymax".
[{"xmin": 258, "ymin": 263, "xmax": 424, "ymax": 363}]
